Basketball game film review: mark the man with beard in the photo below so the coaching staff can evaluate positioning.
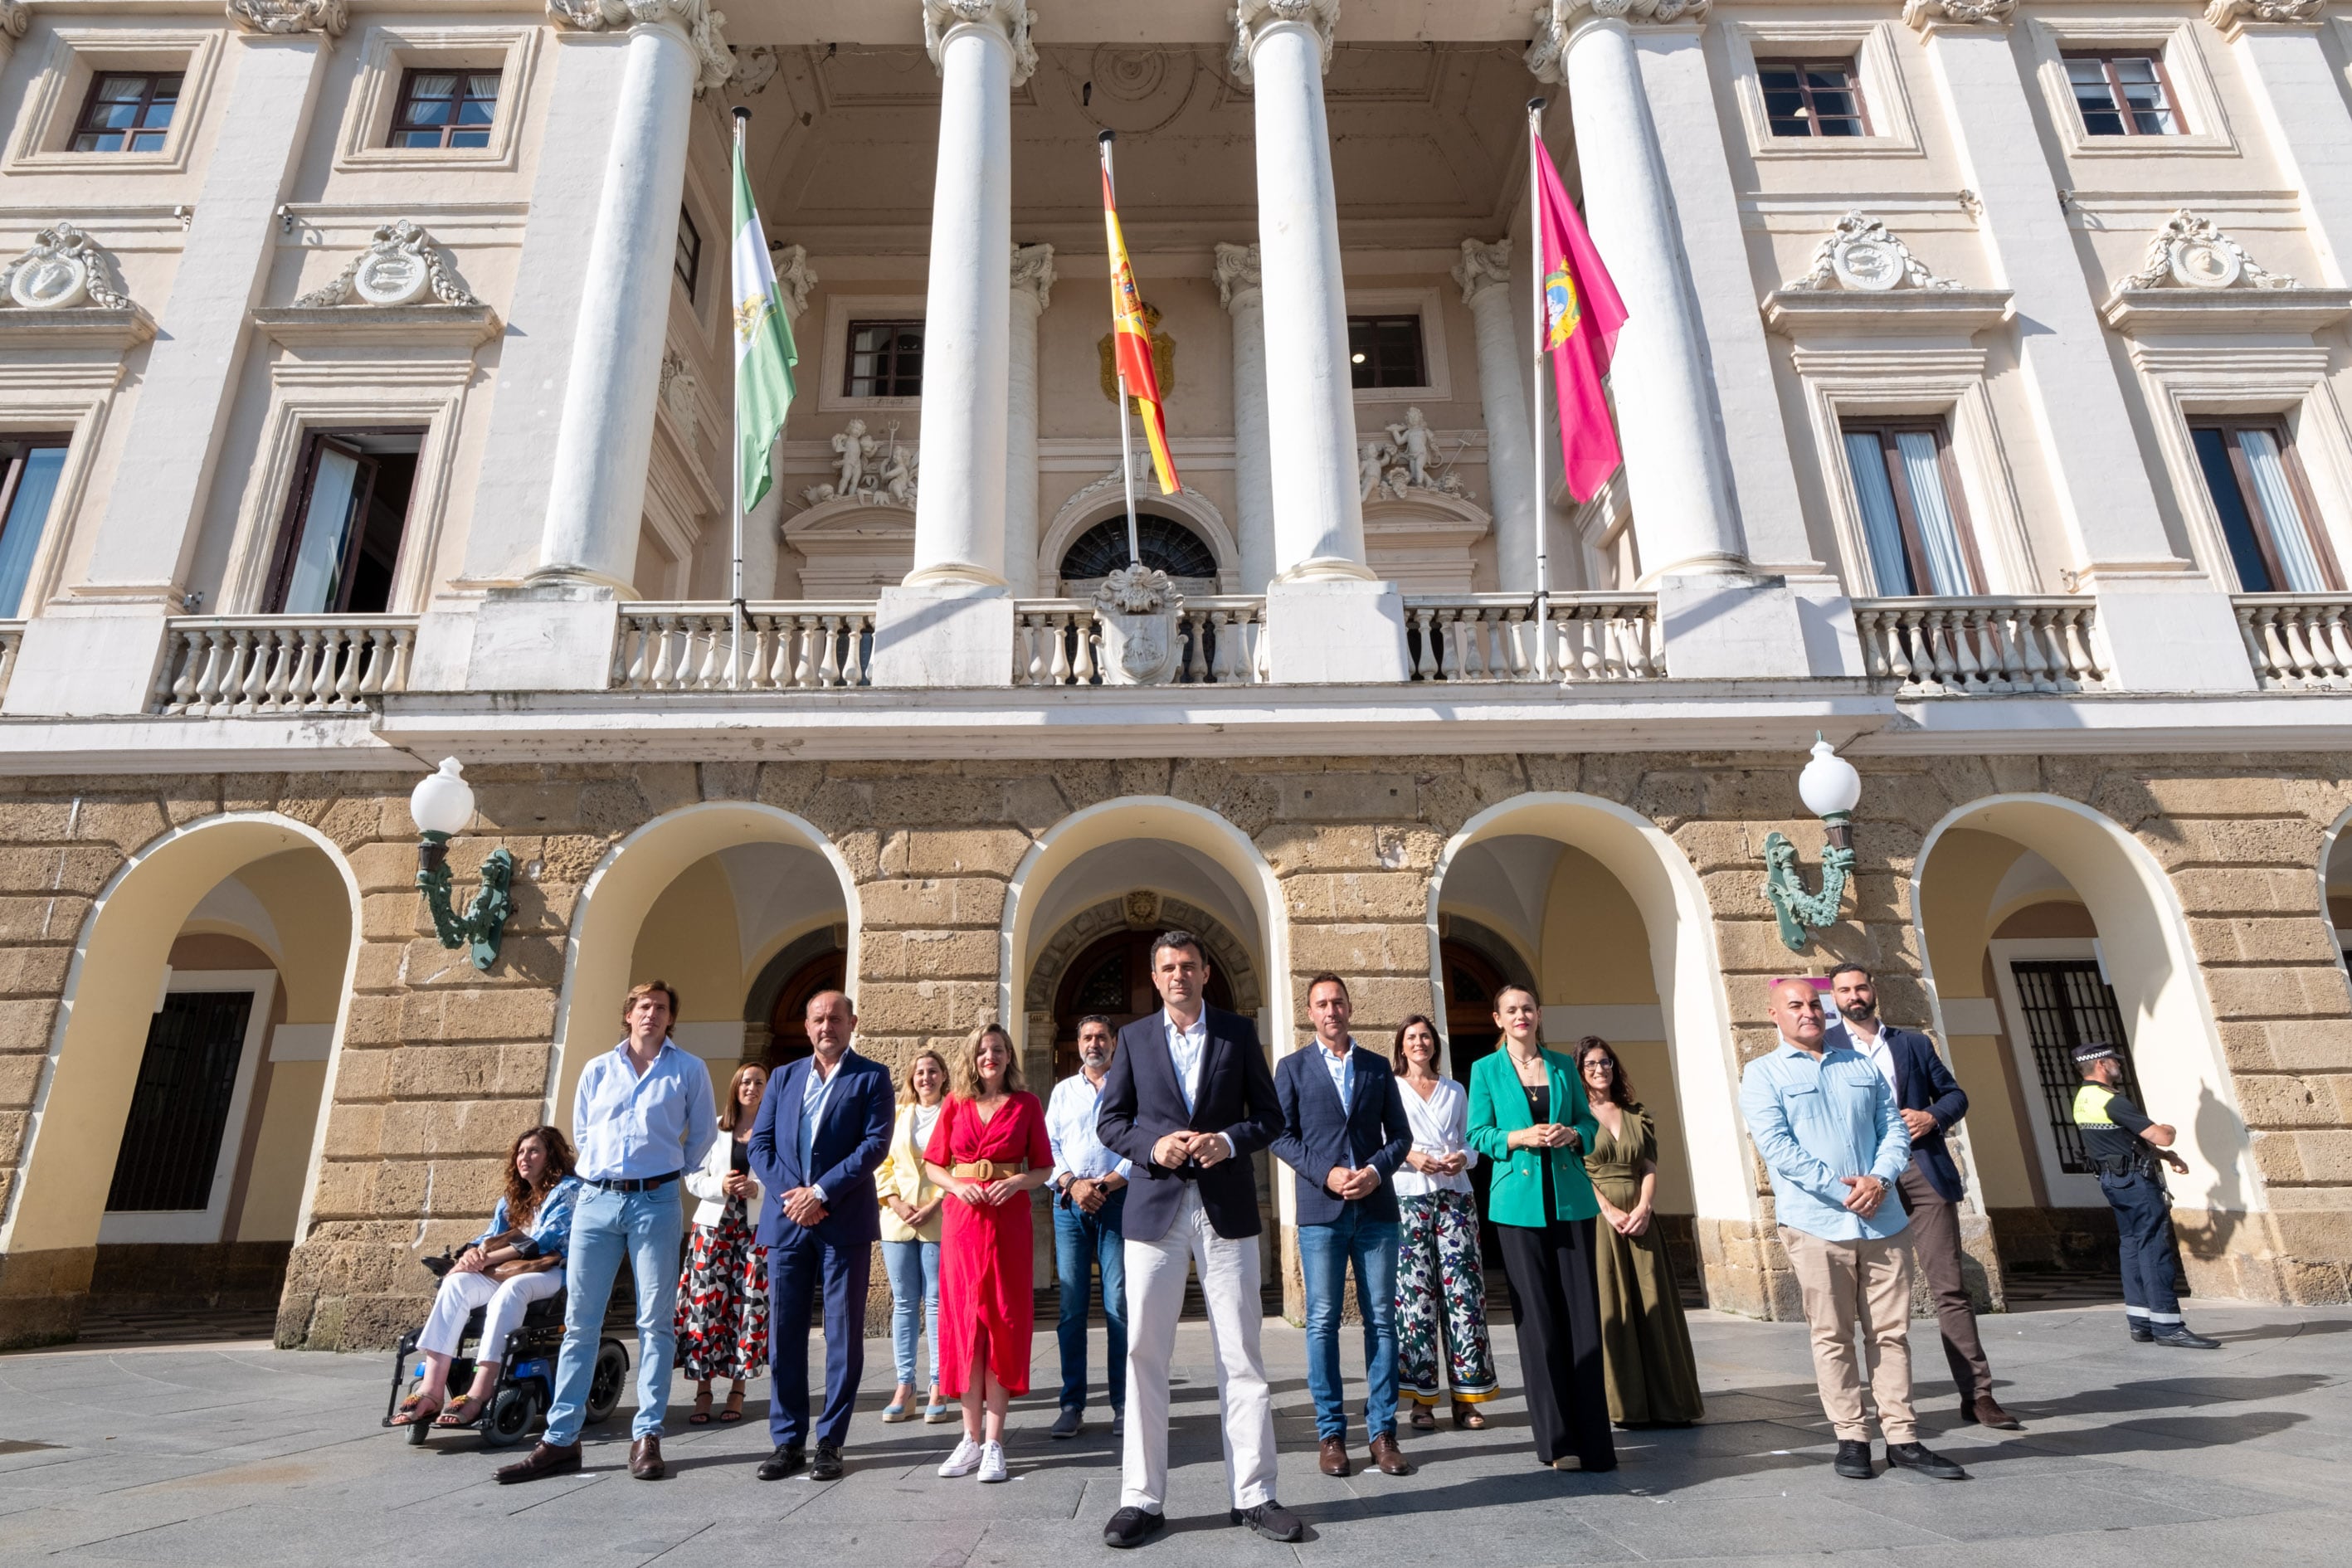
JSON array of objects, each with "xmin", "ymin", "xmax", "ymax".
[{"xmin": 1046, "ymin": 1013, "xmax": 1132, "ymax": 1439}]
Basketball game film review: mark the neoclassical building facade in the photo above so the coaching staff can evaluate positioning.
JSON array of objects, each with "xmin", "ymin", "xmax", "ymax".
[{"xmin": 2, "ymin": 0, "xmax": 2352, "ymax": 1347}]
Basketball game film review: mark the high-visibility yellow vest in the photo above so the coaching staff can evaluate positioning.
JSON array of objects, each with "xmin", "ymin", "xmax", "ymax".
[{"xmin": 2073, "ymin": 1083, "xmax": 2116, "ymax": 1125}]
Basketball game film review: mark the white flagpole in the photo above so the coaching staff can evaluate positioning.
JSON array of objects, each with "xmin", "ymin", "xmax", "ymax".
[
  {"xmin": 729, "ymin": 108, "xmax": 749, "ymax": 690},
  {"xmin": 1099, "ymin": 130, "xmax": 1143, "ymax": 572},
  {"xmin": 1527, "ymin": 96, "xmax": 1553, "ymax": 675}
]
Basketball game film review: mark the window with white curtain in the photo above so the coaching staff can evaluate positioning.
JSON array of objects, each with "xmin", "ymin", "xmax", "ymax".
[
  {"xmin": 1840, "ymin": 420, "xmax": 1982, "ymax": 596},
  {"xmin": 0, "ymin": 436, "xmax": 71, "ymax": 619},
  {"xmin": 2190, "ymin": 420, "xmax": 2340, "ymax": 593}
]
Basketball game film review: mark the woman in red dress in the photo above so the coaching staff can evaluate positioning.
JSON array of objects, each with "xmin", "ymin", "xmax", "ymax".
[{"xmin": 923, "ymin": 1021, "xmax": 1051, "ymax": 1483}]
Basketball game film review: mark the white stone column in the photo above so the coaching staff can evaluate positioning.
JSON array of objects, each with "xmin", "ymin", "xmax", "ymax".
[
  {"xmin": 1908, "ymin": 0, "xmax": 2252, "ymax": 692},
  {"xmin": 1006, "ymin": 242, "xmax": 1054, "ymax": 597},
  {"xmin": 2215, "ymin": 2, "xmax": 2352, "ymax": 286},
  {"xmin": 870, "ymin": 0, "xmax": 1031, "ymax": 686},
  {"xmin": 1452, "ymin": 239, "xmax": 1540, "ymax": 591},
  {"xmin": 7, "ymin": 2, "xmax": 338, "ymax": 718},
  {"xmin": 1235, "ymin": 0, "xmax": 1408, "ymax": 681},
  {"xmin": 1215, "ymin": 241, "xmax": 1278, "ymax": 594},
  {"xmin": 744, "ymin": 246, "xmax": 818, "ymax": 599}
]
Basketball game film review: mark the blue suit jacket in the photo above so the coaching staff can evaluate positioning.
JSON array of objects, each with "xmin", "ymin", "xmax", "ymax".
[
  {"xmin": 747, "ymin": 1049, "xmax": 894, "ymax": 1250},
  {"xmin": 1825, "ymin": 1020, "xmax": 1969, "ymax": 1203},
  {"xmin": 1269, "ymin": 1044, "xmax": 1414, "ymax": 1227},
  {"xmin": 1097, "ymin": 1005, "xmax": 1280, "ymax": 1244}
]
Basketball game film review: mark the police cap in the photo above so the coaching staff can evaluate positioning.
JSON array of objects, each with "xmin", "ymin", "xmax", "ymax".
[{"xmin": 2072, "ymin": 1040, "xmax": 2125, "ymax": 1069}]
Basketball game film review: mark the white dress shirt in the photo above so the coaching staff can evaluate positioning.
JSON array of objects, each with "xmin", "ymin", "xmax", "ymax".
[
  {"xmin": 1317, "ymin": 1040, "xmax": 1355, "ymax": 1110},
  {"xmin": 1843, "ymin": 1019, "xmax": 1899, "ymax": 1097},
  {"xmin": 1392, "ymin": 1076, "xmax": 1478, "ymax": 1198},
  {"xmin": 798, "ymin": 1052, "xmax": 845, "ymax": 1200},
  {"xmin": 1161, "ymin": 1006, "xmax": 1235, "ymax": 1161},
  {"xmin": 1047, "ymin": 1070, "xmax": 1133, "ymax": 1185}
]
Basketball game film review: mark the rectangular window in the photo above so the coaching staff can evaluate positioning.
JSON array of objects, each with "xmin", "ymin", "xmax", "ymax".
[
  {"xmin": 71, "ymin": 71, "xmax": 183, "ymax": 153},
  {"xmin": 1348, "ymin": 314, "xmax": 1428, "ymax": 390},
  {"xmin": 263, "ymin": 429, "xmax": 425, "ymax": 616},
  {"xmin": 2007, "ymin": 960, "xmax": 2140, "ymax": 1176},
  {"xmin": 388, "ymin": 67, "xmax": 500, "ymax": 150},
  {"xmin": 2192, "ymin": 420, "xmax": 2340, "ymax": 593},
  {"xmin": 0, "ymin": 436, "xmax": 71, "ymax": 619},
  {"xmin": 2065, "ymin": 52, "xmax": 2181, "ymax": 137},
  {"xmin": 844, "ymin": 319, "xmax": 925, "ymax": 398},
  {"xmin": 674, "ymin": 207, "xmax": 701, "ymax": 303},
  {"xmin": 105, "ymin": 990, "xmax": 256, "ymax": 1213},
  {"xmin": 1757, "ymin": 58, "xmax": 1869, "ymax": 138},
  {"xmin": 1841, "ymin": 421, "xmax": 1982, "ymax": 597}
]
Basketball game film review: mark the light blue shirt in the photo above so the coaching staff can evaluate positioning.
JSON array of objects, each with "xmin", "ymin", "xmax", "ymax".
[
  {"xmin": 572, "ymin": 1039, "xmax": 718, "ymax": 1183},
  {"xmin": 1164, "ymin": 1008, "xmax": 1208, "ymax": 1114},
  {"xmin": 1317, "ymin": 1040, "xmax": 1355, "ymax": 1111},
  {"xmin": 1738, "ymin": 1040, "xmax": 1912, "ymax": 1244},
  {"xmin": 1047, "ymin": 1069, "xmax": 1134, "ymax": 1184},
  {"xmin": 799, "ymin": 1054, "xmax": 845, "ymax": 1198},
  {"xmin": 471, "ymin": 1174, "xmax": 584, "ymax": 1262}
]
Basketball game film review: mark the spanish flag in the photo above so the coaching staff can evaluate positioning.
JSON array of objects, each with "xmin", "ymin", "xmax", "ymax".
[{"xmin": 1100, "ymin": 151, "xmax": 1180, "ymax": 496}]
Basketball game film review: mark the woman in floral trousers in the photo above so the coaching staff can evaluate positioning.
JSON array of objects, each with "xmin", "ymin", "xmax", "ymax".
[
  {"xmin": 675, "ymin": 1061, "xmax": 772, "ymax": 1424},
  {"xmin": 1392, "ymin": 1015, "xmax": 1499, "ymax": 1428}
]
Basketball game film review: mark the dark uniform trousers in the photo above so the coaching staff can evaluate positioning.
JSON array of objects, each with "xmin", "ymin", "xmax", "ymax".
[
  {"xmin": 2101, "ymin": 1169, "xmax": 2184, "ymax": 1321},
  {"xmin": 1894, "ymin": 1163, "xmax": 1993, "ymax": 1404}
]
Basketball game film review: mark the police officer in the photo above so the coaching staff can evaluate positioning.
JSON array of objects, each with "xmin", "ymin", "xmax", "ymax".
[{"xmin": 2071, "ymin": 1040, "xmax": 2218, "ymax": 1350}]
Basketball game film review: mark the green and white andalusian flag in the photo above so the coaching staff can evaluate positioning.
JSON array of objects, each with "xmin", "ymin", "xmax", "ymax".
[{"xmin": 731, "ymin": 138, "xmax": 796, "ymax": 509}]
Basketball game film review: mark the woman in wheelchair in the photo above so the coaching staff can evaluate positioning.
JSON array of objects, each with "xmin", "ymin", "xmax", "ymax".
[{"xmin": 392, "ymin": 1125, "xmax": 582, "ymax": 1429}]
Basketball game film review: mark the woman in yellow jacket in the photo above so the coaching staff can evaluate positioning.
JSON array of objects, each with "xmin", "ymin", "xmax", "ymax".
[
  {"xmin": 877, "ymin": 1049, "xmax": 952, "ymax": 1424},
  {"xmin": 1466, "ymin": 985, "xmax": 1615, "ymax": 1473}
]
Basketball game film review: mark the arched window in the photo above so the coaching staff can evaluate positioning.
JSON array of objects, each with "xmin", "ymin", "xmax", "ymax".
[{"xmin": 1059, "ymin": 514, "xmax": 1217, "ymax": 584}]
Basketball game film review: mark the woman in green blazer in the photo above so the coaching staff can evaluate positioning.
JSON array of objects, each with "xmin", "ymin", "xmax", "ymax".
[{"xmin": 1466, "ymin": 985, "xmax": 1616, "ymax": 1473}]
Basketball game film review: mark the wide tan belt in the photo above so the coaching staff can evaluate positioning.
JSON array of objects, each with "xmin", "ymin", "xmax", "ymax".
[{"xmin": 952, "ymin": 1161, "xmax": 1026, "ymax": 1181}]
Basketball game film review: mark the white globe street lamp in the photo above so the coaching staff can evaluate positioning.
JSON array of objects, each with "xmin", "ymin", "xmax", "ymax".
[
  {"xmin": 408, "ymin": 757, "xmax": 514, "ymax": 971},
  {"xmin": 1762, "ymin": 733, "xmax": 1861, "ymax": 952}
]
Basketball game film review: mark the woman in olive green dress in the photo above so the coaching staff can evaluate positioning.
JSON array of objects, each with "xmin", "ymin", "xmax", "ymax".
[{"xmin": 1576, "ymin": 1037, "xmax": 1703, "ymax": 1427}]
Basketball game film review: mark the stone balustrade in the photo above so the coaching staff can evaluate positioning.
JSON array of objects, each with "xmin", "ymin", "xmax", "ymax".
[
  {"xmin": 2236, "ymin": 596, "xmax": 2352, "ymax": 689},
  {"xmin": 154, "ymin": 617, "xmax": 416, "ymax": 716},
  {"xmin": 1014, "ymin": 597, "xmax": 1268, "ymax": 686},
  {"xmin": 1405, "ymin": 594, "xmax": 1663, "ymax": 683},
  {"xmin": 1853, "ymin": 597, "xmax": 2105, "ymax": 695},
  {"xmin": 612, "ymin": 603, "xmax": 877, "ymax": 690}
]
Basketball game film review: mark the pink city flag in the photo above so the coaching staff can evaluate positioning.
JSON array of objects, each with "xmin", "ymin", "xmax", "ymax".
[{"xmin": 1532, "ymin": 126, "xmax": 1627, "ymax": 502}]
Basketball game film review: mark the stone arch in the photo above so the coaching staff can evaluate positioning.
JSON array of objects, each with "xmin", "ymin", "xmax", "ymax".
[
  {"xmin": 1039, "ymin": 476, "xmax": 1239, "ymax": 593},
  {"xmin": 2321, "ymin": 801, "xmax": 2352, "ymax": 992},
  {"xmin": 1024, "ymin": 893, "xmax": 1265, "ymax": 1020},
  {"xmin": 547, "ymin": 801, "xmax": 859, "ymax": 1129},
  {"xmin": 0, "ymin": 812, "xmax": 363, "ymax": 1339}
]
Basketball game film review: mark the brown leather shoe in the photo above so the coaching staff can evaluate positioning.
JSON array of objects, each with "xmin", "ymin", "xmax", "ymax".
[
  {"xmin": 1368, "ymin": 1433, "xmax": 1412, "ymax": 1477},
  {"xmin": 629, "ymin": 1435, "xmax": 665, "ymax": 1479},
  {"xmin": 1318, "ymin": 1436, "xmax": 1350, "ymax": 1477},
  {"xmin": 494, "ymin": 1439, "xmax": 581, "ymax": 1484},
  {"xmin": 1970, "ymin": 1394, "xmax": 2023, "ymax": 1431}
]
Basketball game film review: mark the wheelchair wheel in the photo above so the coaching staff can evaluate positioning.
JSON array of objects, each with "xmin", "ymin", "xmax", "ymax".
[
  {"xmin": 401, "ymin": 1373, "xmax": 431, "ymax": 1446},
  {"xmin": 583, "ymin": 1340, "xmax": 629, "ymax": 1426},
  {"xmin": 480, "ymin": 1385, "xmax": 538, "ymax": 1449}
]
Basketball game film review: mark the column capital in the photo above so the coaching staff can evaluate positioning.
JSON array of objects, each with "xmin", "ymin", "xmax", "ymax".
[
  {"xmin": 1900, "ymin": 0, "xmax": 2016, "ymax": 36},
  {"xmin": 1452, "ymin": 237, "xmax": 1511, "ymax": 307},
  {"xmin": 1526, "ymin": 0, "xmax": 1710, "ymax": 84},
  {"xmin": 1214, "ymin": 240, "xmax": 1263, "ymax": 311},
  {"xmin": 1010, "ymin": 240, "xmax": 1055, "ymax": 310},
  {"xmin": 546, "ymin": 0, "xmax": 733, "ymax": 93},
  {"xmin": 773, "ymin": 242, "xmax": 818, "ymax": 319},
  {"xmin": 2, "ymin": 3, "xmax": 29, "ymax": 46},
  {"xmin": 226, "ymin": 0, "xmax": 348, "ymax": 36},
  {"xmin": 923, "ymin": 0, "xmax": 1037, "ymax": 88},
  {"xmin": 1230, "ymin": 0, "xmax": 1340, "ymax": 87},
  {"xmin": 2203, "ymin": 0, "xmax": 2324, "ymax": 37}
]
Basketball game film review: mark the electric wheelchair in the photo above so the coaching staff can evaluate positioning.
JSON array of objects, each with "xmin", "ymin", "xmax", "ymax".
[{"xmin": 381, "ymin": 1266, "xmax": 630, "ymax": 1449}]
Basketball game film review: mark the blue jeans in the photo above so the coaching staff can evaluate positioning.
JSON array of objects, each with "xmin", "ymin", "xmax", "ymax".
[
  {"xmin": 1053, "ymin": 1187, "xmax": 1127, "ymax": 1414},
  {"xmin": 2101, "ymin": 1170, "xmax": 2184, "ymax": 1322},
  {"xmin": 1298, "ymin": 1210, "xmax": 1401, "ymax": 1442},
  {"xmin": 544, "ymin": 1183, "xmax": 684, "ymax": 1445},
  {"xmin": 881, "ymin": 1237, "xmax": 940, "ymax": 1388}
]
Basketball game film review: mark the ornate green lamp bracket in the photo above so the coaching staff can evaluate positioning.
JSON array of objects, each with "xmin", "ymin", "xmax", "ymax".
[
  {"xmin": 417, "ymin": 832, "xmax": 514, "ymax": 971},
  {"xmin": 1761, "ymin": 828, "xmax": 1855, "ymax": 953}
]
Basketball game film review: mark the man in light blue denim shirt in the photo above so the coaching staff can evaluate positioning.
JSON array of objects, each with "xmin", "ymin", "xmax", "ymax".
[{"xmin": 1739, "ymin": 980, "xmax": 1967, "ymax": 1485}]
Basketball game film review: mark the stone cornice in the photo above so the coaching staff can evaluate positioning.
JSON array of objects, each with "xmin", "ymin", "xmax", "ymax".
[
  {"xmin": 1230, "ymin": 0, "xmax": 1341, "ymax": 87},
  {"xmin": 226, "ymin": 0, "xmax": 348, "ymax": 36},
  {"xmin": 1902, "ymin": 0, "xmax": 2015, "ymax": 35},
  {"xmin": 1527, "ymin": 0, "xmax": 1713, "ymax": 84},
  {"xmin": 547, "ymin": 0, "xmax": 732, "ymax": 94},
  {"xmin": 1010, "ymin": 241, "xmax": 1055, "ymax": 310},
  {"xmin": 921, "ymin": 0, "xmax": 1038, "ymax": 89},
  {"xmin": 1213, "ymin": 241, "xmax": 1262, "ymax": 311},
  {"xmin": 1453, "ymin": 237, "xmax": 1510, "ymax": 307},
  {"xmin": 2203, "ymin": 0, "xmax": 2324, "ymax": 36}
]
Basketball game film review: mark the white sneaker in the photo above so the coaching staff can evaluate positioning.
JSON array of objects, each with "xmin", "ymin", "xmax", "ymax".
[
  {"xmin": 977, "ymin": 1440, "xmax": 1008, "ymax": 1483},
  {"xmin": 937, "ymin": 1437, "xmax": 984, "ymax": 1478}
]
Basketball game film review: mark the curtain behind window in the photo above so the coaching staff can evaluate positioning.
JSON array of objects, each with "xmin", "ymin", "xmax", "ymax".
[
  {"xmin": 1845, "ymin": 431, "xmax": 1914, "ymax": 595},
  {"xmin": 1893, "ymin": 431, "xmax": 1975, "ymax": 596},
  {"xmin": 2238, "ymin": 428, "xmax": 2326, "ymax": 593},
  {"xmin": 0, "ymin": 448, "xmax": 66, "ymax": 619}
]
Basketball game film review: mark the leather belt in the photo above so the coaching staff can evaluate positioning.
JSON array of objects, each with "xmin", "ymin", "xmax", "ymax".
[
  {"xmin": 952, "ymin": 1161, "xmax": 1026, "ymax": 1181},
  {"xmin": 587, "ymin": 1171, "xmax": 680, "ymax": 1193}
]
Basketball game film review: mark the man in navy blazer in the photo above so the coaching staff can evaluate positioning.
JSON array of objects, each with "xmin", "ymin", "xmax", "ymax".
[
  {"xmin": 1270, "ymin": 974, "xmax": 1414, "ymax": 1479},
  {"xmin": 1826, "ymin": 964, "xmax": 2021, "ymax": 1431},
  {"xmin": 747, "ymin": 989, "xmax": 894, "ymax": 1480},
  {"xmin": 1095, "ymin": 931, "xmax": 1295, "ymax": 1550}
]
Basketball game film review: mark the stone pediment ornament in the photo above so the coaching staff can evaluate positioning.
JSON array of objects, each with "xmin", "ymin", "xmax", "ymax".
[
  {"xmin": 2204, "ymin": 0, "xmax": 2322, "ymax": 31},
  {"xmin": 1784, "ymin": 212, "xmax": 1958, "ymax": 294},
  {"xmin": 226, "ymin": 0, "xmax": 349, "ymax": 34},
  {"xmin": 1093, "ymin": 563, "xmax": 1182, "ymax": 684},
  {"xmin": 923, "ymin": 0, "xmax": 1037, "ymax": 89},
  {"xmin": 2101, "ymin": 209, "xmax": 2352, "ymax": 334},
  {"xmin": 1902, "ymin": 0, "xmax": 2015, "ymax": 31},
  {"xmin": 1231, "ymin": 0, "xmax": 1342, "ymax": 85},
  {"xmin": 1360, "ymin": 407, "xmax": 1473, "ymax": 504},
  {"xmin": 798, "ymin": 419, "xmax": 918, "ymax": 509},
  {"xmin": 1, "ymin": 222, "xmax": 133, "ymax": 311},
  {"xmin": 1761, "ymin": 213, "xmax": 2011, "ymax": 336},
  {"xmin": 2112, "ymin": 209, "xmax": 2292, "ymax": 294},
  {"xmin": 295, "ymin": 220, "xmax": 480, "ymax": 308},
  {"xmin": 547, "ymin": 0, "xmax": 733, "ymax": 95},
  {"xmin": 1527, "ymin": 0, "xmax": 1712, "ymax": 82}
]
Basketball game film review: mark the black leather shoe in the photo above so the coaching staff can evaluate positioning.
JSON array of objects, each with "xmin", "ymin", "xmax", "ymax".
[
  {"xmin": 1833, "ymin": 1439, "xmax": 1874, "ymax": 1479},
  {"xmin": 2129, "ymin": 1319, "xmax": 2155, "ymax": 1342},
  {"xmin": 1886, "ymin": 1442, "xmax": 1969, "ymax": 1480},
  {"xmin": 1103, "ymin": 1507, "xmax": 1165, "ymax": 1549},
  {"xmin": 495, "ymin": 1439, "xmax": 581, "ymax": 1484},
  {"xmin": 1230, "ymin": 1502, "xmax": 1303, "ymax": 1542},
  {"xmin": 1050, "ymin": 1407, "xmax": 1083, "ymax": 1439},
  {"xmin": 811, "ymin": 1441, "xmax": 844, "ymax": 1480},
  {"xmin": 2155, "ymin": 1326, "xmax": 2221, "ymax": 1349},
  {"xmin": 756, "ymin": 1444, "xmax": 806, "ymax": 1480}
]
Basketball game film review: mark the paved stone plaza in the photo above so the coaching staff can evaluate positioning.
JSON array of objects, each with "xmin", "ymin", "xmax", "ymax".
[{"xmin": 1, "ymin": 1300, "xmax": 2345, "ymax": 1568}]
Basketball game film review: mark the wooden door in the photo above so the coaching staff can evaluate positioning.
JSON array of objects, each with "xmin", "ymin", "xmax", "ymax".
[
  {"xmin": 765, "ymin": 949, "xmax": 846, "ymax": 1069},
  {"xmin": 1051, "ymin": 928, "xmax": 1234, "ymax": 1083}
]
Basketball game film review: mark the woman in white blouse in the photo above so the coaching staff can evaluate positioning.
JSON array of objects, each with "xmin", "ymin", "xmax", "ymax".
[{"xmin": 1391, "ymin": 1014, "xmax": 1499, "ymax": 1429}]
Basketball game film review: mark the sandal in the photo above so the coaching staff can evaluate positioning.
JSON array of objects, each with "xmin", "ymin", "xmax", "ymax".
[
  {"xmin": 1409, "ymin": 1405, "xmax": 1437, "ymax": 1430},
  {"xmin": 1453, "ymin": 1405, "xmax": 1487, "ymax": 1430},
  {"xmin": 719, "ymin": 1389, "xmax": 744, "ymax": 1424},
  {"xmin": 388, "ymin": 1394, "xmax": 443, "ymax": 1428},
  {"xmin": 688, "ymin": 1388, "xmax": 713, "ymax": 1425},
  {"xmin": 434, "ymin": 1395, "xmax": 485, "ymax": 1428}
]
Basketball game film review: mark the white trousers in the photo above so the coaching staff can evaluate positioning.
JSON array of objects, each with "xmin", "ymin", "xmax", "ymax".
[
  {"xmin": 1121, "ymin": 1186, "xmax": 1278, "ymax": 1512},
  {"xmin": 417, "ymin": 1267, "xmax": 566, "ymax": 1363}
]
